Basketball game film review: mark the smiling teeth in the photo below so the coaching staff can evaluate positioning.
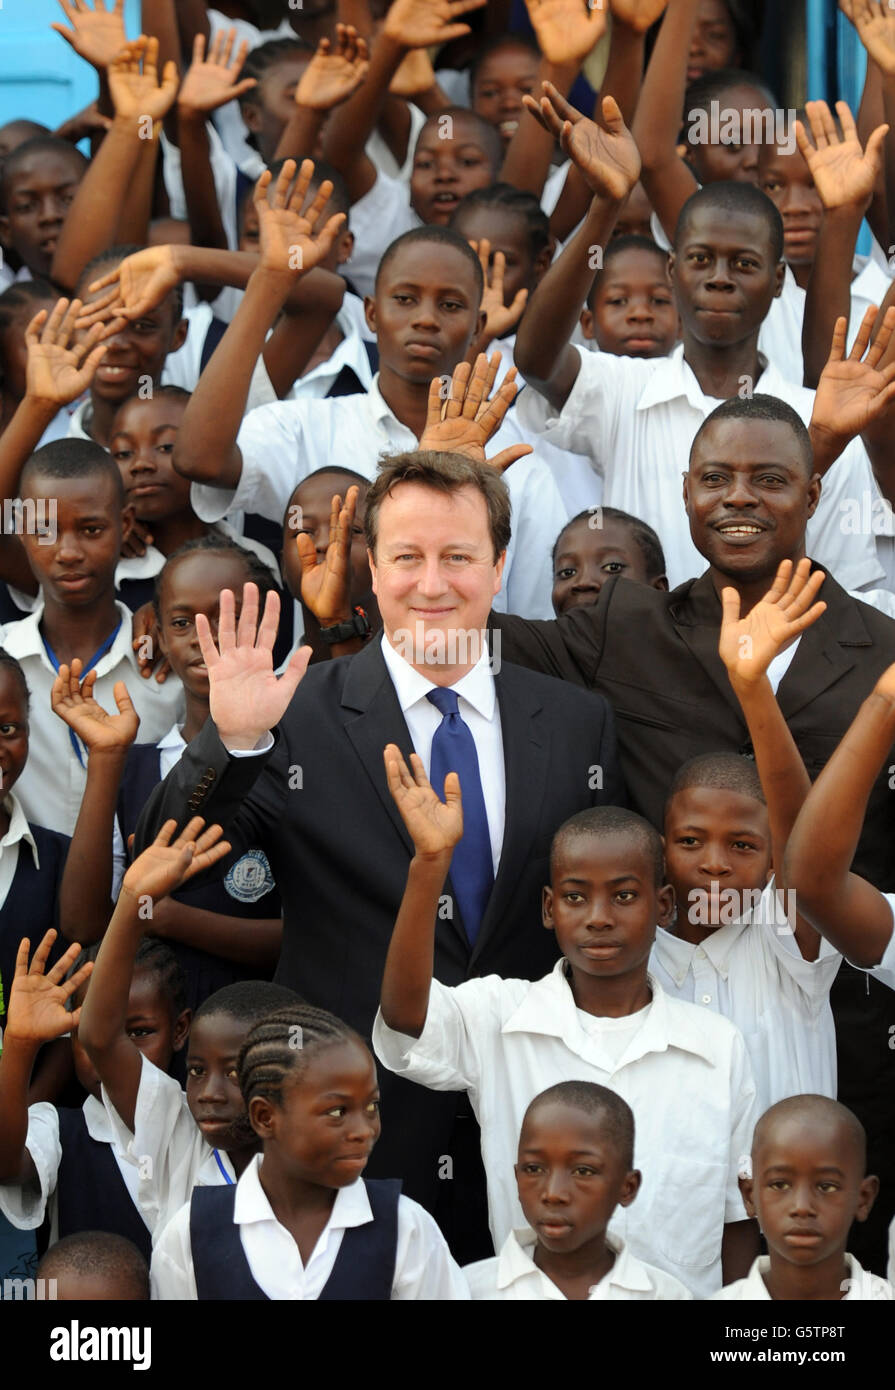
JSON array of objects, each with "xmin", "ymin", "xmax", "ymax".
[{"xmin": 721, "ymin": 525, "xmax": 761, "ymax": 534}]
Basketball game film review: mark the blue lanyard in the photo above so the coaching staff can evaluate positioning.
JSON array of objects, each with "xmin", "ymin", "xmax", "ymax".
[
  {"xmin": 42, "ymin": 622, "xmax": 122, "ymax": 767},
  {"xmin": 212, "ymin": 1148, "xmax": 235, "ymax": 1184}
]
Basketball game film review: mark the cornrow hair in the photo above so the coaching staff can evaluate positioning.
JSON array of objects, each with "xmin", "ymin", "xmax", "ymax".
[
  {"xmin": 66, "ymin": 937, "xmax": 187, "ymax": 1019},
  {"xmin": 238, "ymin": 1004, "xmax": 361, "ymax": 1109},
  {"xmin": 153, "ymin": 533, "xmax": 276, "ymax": 619},
  {"xmin": 450, "ymin": 183, "xmax": 550, "ymax": 262},
  {"xmin": 238, "ymin": 37, "xmax": 313, "ymax": 108},
  {"xmin": 553, "ymin": 506, "xmax": 667, "ymax": 580},
  {"xmin": 77, "ymin": 245, "xmax": 185, "ymax": 321},
  {"xmin": 0, "ymin": 648, "xmax": 29, "ymax": 711},
  {"xmin": 0, "ymin": 278, "xmax": 57, "ymax": 334}
]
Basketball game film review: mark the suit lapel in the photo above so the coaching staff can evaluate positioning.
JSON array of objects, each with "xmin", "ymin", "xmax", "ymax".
[
  {"xmin": 669, "ymin": 575, "xmax": 749, "ymax": 728},
  {"xmin": 775, "ymin": 576, "xmax": 869, "ymax": 720}
]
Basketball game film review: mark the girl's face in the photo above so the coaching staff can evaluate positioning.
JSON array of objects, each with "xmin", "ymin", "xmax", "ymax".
[
  {"xmin": 243, "ymin": 57, "xmax": 316, "ymax": 164},
  {"xmin": 157, "ymin": 551, "xmax": 255, "ymax": 699},
  {"xmin": 687, "ymin": 0, "xmax": 739, "ymax": 84},
  {"xmin": 453, "ymin": 206, "xmax": 545, "ymax": 302},
  {"xmin": 109, "ymin": 395, "xmax": 192, "ymax": 523},
  {"xmin": 186, "ymin": 1012, "xmax": 253, "ymax": 1150},
  {"xmin": 471, "ymin": 44, "xmax": 540, "ymax": 146},
  {"xmin": 684, "ymin": 85, "xmax": 768, "ymax": 186},
  {"xmin": 552, "ymin": 516, "xmax": 655, "ymax": 616},
  {"xmin": 282, "ymin": 472, "xmax": 371, "ymax": 606},
  {"xmin": 1, "ymin": 298, "xmax": 55, "ymax": 400},
  {"xmin": 254, "ymin": 1039, "xmax": 381, "ymax": 1189},
  {"xmin": 71, "ymin": 967, "xmax": 187, "ymax": 1098},
  {"xmin": 0, "ymin": 666, "xmax": 28, "ymax": 795},
  {"xmin": 582, "ymin": 248, "xmax": 678, "ymax": 359},
  {"xmin": 410, "ymin": 115, "xmax": 497, "ymax": 226},
  {"xmin": 75, "ymin": 264, "xmax": 187, "ymax": 407}
]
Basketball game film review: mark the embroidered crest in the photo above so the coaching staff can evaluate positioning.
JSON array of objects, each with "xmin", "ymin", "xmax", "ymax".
[{"xmin": 224, "ymin": 849, "xmax": 275, "ymax": 903}]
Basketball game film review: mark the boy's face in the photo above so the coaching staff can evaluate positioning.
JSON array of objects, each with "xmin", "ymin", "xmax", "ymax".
[
  {"xmin": 552, "ymin": 516, "xmax": 660, "ymax": 617},
  {"xmin": 471, "ymin": 45, "xmax": 540, "ymax": 147},
  {"xmin": 76, "ymin": 274, "xmax": 187, "ymax": 406},
  {"xmin": 21, "ymin": 473, "xmax": 132, "ymax": 610},
  {"xmin": 0, "ymin": 149, "xmax": 84, "ymax": 277},
  {"xmin": 411, "ymin": 115, "xmax": 497, "ymax": 226},
  {"xmin": 366, "ymin": 241, "xmax": 484, "ymax": 384},
  {"xmin": 759, "ymin": 144, "xmax": 822, "ymax": 270},
  {"xmin": 71, "ymin": 968, "xmax": 188, "ymax": 1098},
  {"xmin": 454, "ymin": 206, "xmax": 547, "ymax": 302},
  {"xmin": 687, "ymin": 0, "xmax": 739, "ymax": 83},
  {"xmin": 611, "ymin": 182, "xmax": 654, "ymax": 241},
  {"xmin": 250, "ymin": 1039, "xmax": 381, "ymax": 1189},
  {"xmin": 158, "ymin": 552, "xmax": 251, "ymax": 698},
  {"xmin": 684, "ymin": 85, "xmax": 768, "ymax": 186},
  {"xmin": 669, "ymin": 206, "xmax": 784, "ymax": 349},
  {"xmin": 515, "ymin": 1101, "xmax": 640, "ymax": 1254},
  {"xmin": 186, "ymin": 1012, "xmax": 252, "ymax": 1151},
  {"xmin": 582, "ymin": 248, "xmax": 678, "ymax": 358},
  {"xmin": 543, "ymin": 832, "xmax": 675, "ymax": 982},
  {"xmin": 282, "ymin": 472, "xmax": 371, "ymax": 605},
  {"xmin": 683, "ymin": 417, "xmax": 820, "ymax": 585},
  {"xmin": 663, "ymin": 785, "xmax": 771, "ymax": 932},
  {"xmin": 243, "ymin": 57, "xmax": 315, "ymax": 164},
  {"xmin": 0, "ymin": 667, "xmax": 29, "ymax": 796},
  {"xmin": 110, "ymin": 396, "xmax": 191, "ymax": 523},
  {"xmin": 741, "ymin": 1111, "xmax": 878, "ymax": 1272}
]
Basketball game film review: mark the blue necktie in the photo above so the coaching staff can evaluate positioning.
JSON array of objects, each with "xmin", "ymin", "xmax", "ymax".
[{"xmin": 426, "ymin": 687, "xmax": 493, "ymax": 948}]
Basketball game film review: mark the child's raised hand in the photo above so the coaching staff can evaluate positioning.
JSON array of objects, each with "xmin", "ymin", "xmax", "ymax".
[
  {"xmin": 609, "ymin": 0, "xmax": 669, "ymax": 33},
  {"xmin": 384, "ymin": 744, "xmax": 462, "ymax": 861},
  {"xmin": 78, "ymin": 245, "xmax": 181, "ymax": 328},
  {"xmin": 794, "ymin": 100, "xmax": 887, "ymax": 212},
  {"xmin": 812, "ymin": 306, "xmax": 895, "ymax": 447},
  {"xmin": 840, "ymin": 0, "xmax": 895, "ymax": 78},
  {"xmin": 472, "ymin": 239, "xmax": 530, "ymax": 342},
  {"xmin": 177, "ymin": 29, "xmax": 257, "ymax": 115},
  {"xmin": 24, "ymin": 299, "xmax": 115, "ymax": 407},
  {"xmin": 51, "ymin": 660, "xmax": 140, "ymax": 753},
  {"xmin": 418, "ymin": 355, "xmax": 534, "ymax": 474},
  {"xmin": 382, "ymin": 0, "xmax": 485, "ymax": 50},
  {"xmin": 719, "ymin": 559, "xmax": 827, "ymax": 688},
  {"xmin": 6, "ymin": 932, "xmax": 94, "ymax": 1044},
  {"xmin": 52, "ymin": 0, "xmax": 127, "ymax": 73},
  {"xmin": 296, "ymin": 486, "xmax": 358, "ymax": 626},
  {"xmin": 523, "ymin": 87, "xmax": 641, "ymax": 201},
  {"xmin": 253, "ymin": 159, "xmax": 347, "ymax": 281},
  {"xmin": 295, "ymin": 25, "xmax": 370, "ymax": 111},
  {"xmin": 108, "ymin": 35, "xmax": 179, "ymax": 124},
  {"xmin": 524, "ymin": 0, "xmax": 607, "ymax": 67},
  {"xmin": 121, "ymin": 818, "xmax": 232, "ymax": 904}
]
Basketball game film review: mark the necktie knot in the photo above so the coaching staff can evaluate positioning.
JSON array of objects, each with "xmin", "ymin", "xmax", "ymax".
[{"xmin": 426, "ymin": 686, "xmax": 460, "ymax": 717}]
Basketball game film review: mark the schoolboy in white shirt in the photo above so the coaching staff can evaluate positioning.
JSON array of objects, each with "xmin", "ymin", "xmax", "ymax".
[
  {"xmin": 373, "ymin": 756, "xmax": 759, "ymax": 1299},
  {"xmin": 464, "ymin": 1081, "xmax": 692, "ymax": 1300}
]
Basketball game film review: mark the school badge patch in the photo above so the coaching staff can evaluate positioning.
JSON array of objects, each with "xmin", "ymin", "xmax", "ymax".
[{"xmin": 225, "ymin": 848, "xmax": 275, "ymax": 903}]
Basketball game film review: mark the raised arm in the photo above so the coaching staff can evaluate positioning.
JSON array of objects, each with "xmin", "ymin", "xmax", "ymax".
[
  {"xmin": 807, "ymin": 307, "xmax": 895, "ymax": 477},
  {"xmin": 379, "ymin": 746, "xmax": 462, "ymax": 1036},
  {"xmin": 718, "ymin": 559, "xmax": 828, "ymax": 959},
  {"xmin": 275, "ymin": 25, "xmax": 369, "ymax": 164},
  {"xmin": 514, "ymin": 88, "xmax": 641, "ymax": 411},
  {"xmin": 630, "ymin": 0, "xmax": 700, "ymax": 243},
  {"xmin": 52, "ymin": 0, "xmax": 129, "ymax": 122},
  {"xmin": 840, "ymin": 0, "xmax": 895, "ymax": 250},
  {"xmin": 78, "ymin": 819, "xmax": 230, "ymax": 1131},
  {"xmin": 783, "ymin": 662, "xmax": 895, "ymax": 968}
]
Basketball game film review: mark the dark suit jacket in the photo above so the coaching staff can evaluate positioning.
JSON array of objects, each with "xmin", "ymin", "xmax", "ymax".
[
  {"xmin": 135, "ymin": 639, "xmax": 623, "ymax": 1205},
  {"xmin": 492, "ymin": 566, "xmax": 895, "ymax": 891}
]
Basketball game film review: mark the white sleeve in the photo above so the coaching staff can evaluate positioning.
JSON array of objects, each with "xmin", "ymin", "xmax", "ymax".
[
  {"xmin": 190, "ymin": 400, "xmax": 311, "ymax": 524},
  {"xmin": 392, "ymin": 1196, "xmax": 471, "ymax": 1299},
  {"xmin": 493, "ymin": 451, "xmax": 569, "ymax": 618},
  {"xmin": 0, "ymin": 1103, "xmax": 60, "ymax": 1228},
  {"xmin": 851, "ymin": 894, "xmax": 895, "ymax": 991},
  {"xmin": 372, "ymin": 976, "xmax": 513, "ymax": 1093},
  {"xmin": 342, "ymin": 172, "xmax": 417, "ymax": 298},
  {"xmin": 807, "ymin": 441, "xmax": 886, "ymax": 592},
  {"xmin": 159, "ymin": 124, "xmax": 239, "ymax": 250},
  {"xmin": 724, "ymin": 1031, "xmax": 759, "ymax": 1224},
  {"xmin": 754, "ymin": 881, "xmax": 841, "ymax": 1009},
  {"xmin": 111, "ymin": 816, "xmax": 127, "ymax": 903},
  {"xmin": 150, "ymin": 1201, "xmax": 197, "ymax": 1300},
  {"xmin": 514, "ymin": 348, "xmax": 621, "ymax": 465}
]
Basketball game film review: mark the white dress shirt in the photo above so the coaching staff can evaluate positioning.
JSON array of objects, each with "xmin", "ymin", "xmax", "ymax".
[
  {"xmin": 373, "ymin": 960, "xmax": 758, "ymax": 1297},
  {"xmin": 380, "ymin": 632, "xmax": 504, "ymax": 875},
  {"xmin": 650, "ymin": 878, "xmax": 841, "ymax": 1114},
  {"xmin": 190, "ymin": 374, "xmax": 568, "ymax": 619},
  {"xmin": 851, "ymin": 893, "xmax": 895, "ymax": 994},
  {"xmin": 516, "ymin": 342, "xmax": 885, "ymax": 592},
  {"xmin": 343, "ymin": 172, "xmax": 420, "ymax": 300},
  {"xmin": 0, "ymin": 793, "xmax": 40, "ymax": 909},
  {"xmin": 464, "ymin": 1228, "xmax": 693, "ymax": 1300},
  {"xmin": 0, "ymin": 1096, "xmax": 149, "ymax": 1245},
  {"xmin": 712, "ymin": 1252, "xmax": 894, "ymax": 1301},
  {"xmin": 0, "ymin": 601, "xmax": 183, "ymax": 835},
  {"xmin": 151, "ymin": 1151, "xmax": 470, "ymax": 1301}
]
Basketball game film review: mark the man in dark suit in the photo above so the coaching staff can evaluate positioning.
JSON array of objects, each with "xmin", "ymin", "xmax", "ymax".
[
  {"xmin": 135, "ymin": 448, "xmax": 622, "ymax": 1261},
  {"xmin": 489, "ymin": 394, "xmax": 895, "ymax": 1272}
]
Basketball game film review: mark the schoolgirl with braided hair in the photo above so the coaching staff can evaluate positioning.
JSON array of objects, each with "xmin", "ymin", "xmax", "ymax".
[{"xmin": 151, "ymin": 1001, "xmax": 470, "ymax": 1300}]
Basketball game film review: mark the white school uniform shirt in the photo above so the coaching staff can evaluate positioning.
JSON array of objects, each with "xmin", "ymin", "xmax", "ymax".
[
  {"xmin": 0, "ymin": 792, "xmax": 40, "ymax": 908},
  {"xmin": 250, "ymin": 293, "xmax": 376, "ymax": 404},
  {"xmin": 150, "ymin": 1152, "xmax": 470, "ymax": 1301},
  {"xmin": 712, "ymin": 1252, "xmax": 894, "ymax": 1301},
  {"xmin": 758, "ymin": 257, "xmax": 893, "ymax": 387},
  {"xmin": 114, "ymin": 520, "xmax": 281, "ymax": 594},
  {"xmin": 0, "ymin": 600, "xmax": 183, "ymax": 835},
  {"xmin": 849, "ymin": 894, "xmax": 895, "ymax": 993},
  {"xmin": 344, "ymin": 172, "xmax": 420, "ymax": 299},
  {"xmin": 0, "ymin": 1096, "xmax": 149, "ymax": 1245},
  {"xmin": 381, "ymin": 632, "xmax": 504, "ymax": 875},
  {"xmin": 0, "ymin": 263, "xmax": 32, "ymax": 293},
  {"xmin": 191, "ymin": 374, "xmax": 567, "ymax": 619},
  {"xmin": 515, "ymin": 342, "xmax": 885, "ymax": 592},
  {"xmin": 650, "ymin": 878, "xmax": 840, "ymax": 1115},
  {"xmin": 373, "ymin": 961, "xmax": 758, "ymax": 1297},
  {"xmin": 464, "ymin": 1228, "xmax": 693, "ymax": 1301}
]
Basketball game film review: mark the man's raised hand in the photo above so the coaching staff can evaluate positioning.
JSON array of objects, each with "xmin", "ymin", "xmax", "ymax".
[
  {"xmin": 384, "ymin": 744, "xmax": 463, "ymax": 862},
  {"xmin": 522, "ymin": 87, "xmax": 641, "ymax": 201},
  {"xmin": 719, "ymin": 559, "xmax": 827, "ymax": 689},
  {"xmin": 254, "ymin": 159, "xmax": 346, "ymax": 280},
  {"xmin": 197, "ymin": 583, "xmax": 311, "ymax": 749},
  {"xmin": 419, "ymin": 354, "xmax": 533, "ymax": 473}
]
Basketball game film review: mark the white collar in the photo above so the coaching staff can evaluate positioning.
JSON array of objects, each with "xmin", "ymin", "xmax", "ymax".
[
  {"xmin": 736, "ymin": 1252, "xmax": 871, "ymax": 1300},
  {"xmin": 233, "ymin": 1153, "xmax": 374, "ymax": 1233},
  {"xmin": 83, "ymin": 1092, "xmax": 118, "ymax": 1146},
  {"xmin": 502, "ymin": 958, "xmax": 723, "ymax": 1066},
  {"xmin": 0, "ymin": 793, "xmax": 40, "ymax": 869},
  {"xmin": 498, "ymin": 1228, "xmax": 654, "ymax": 1296},
  {"xmin": 380, "ymin": 631, "xmax": 495, "ymax": 721},
  {"xmin": 637, "ymin": 343, "xmax": 781, "ymax": 412},
  {"xmin": 0, "ymin": 599, "xmax": 133, "ymax": 678},
  {"xmin": 653, "ymin": 916, "xmax": 751, "ymax": 985},
  {"xmin": 157, "ymin": 724, "xmax": 187, "ymax": 752},
  {"xmin": 116, "ymin": 545, "xmax": 167, "ymax": 581}
]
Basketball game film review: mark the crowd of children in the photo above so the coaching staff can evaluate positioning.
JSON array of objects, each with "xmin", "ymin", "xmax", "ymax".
[{"xmin": 1, "ymin": 0, "xmax": 895, "ymax": 1307}]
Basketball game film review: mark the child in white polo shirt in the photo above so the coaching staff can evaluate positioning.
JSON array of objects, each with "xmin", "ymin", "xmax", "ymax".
[
  {"xmin": 464, "ymin": 1081, "xmax": 692, "ymax": 1301},
  {"xmin": 373, "ymin": 750, "xmax": 759, "ymax": 1298},
  {"xmin": 713, "ymin": 1096, "xmax": 893, "ymax": 1301}
]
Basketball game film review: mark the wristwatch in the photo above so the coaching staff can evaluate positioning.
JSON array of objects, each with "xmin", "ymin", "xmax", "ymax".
[{"xmin": 319, "ymin": 607, "xmax": 372, "ymax": 646}]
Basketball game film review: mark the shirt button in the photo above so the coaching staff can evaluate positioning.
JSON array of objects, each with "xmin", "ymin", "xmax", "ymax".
[{"xmin": 701, "ymin": 993, "xmax": 712, "ymax": 1004}]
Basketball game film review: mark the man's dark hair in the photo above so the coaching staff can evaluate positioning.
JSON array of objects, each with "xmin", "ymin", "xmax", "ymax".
[
  {"xmin": 21, "ymin": 438, "xmax": 125, "ymax": 505},
  {"xmin": 674, "ymin": 181, "xmax": 784, "ymax": 264},
  {"xmin": 37, "ymin": 1231, "xmax": 149, "ymax": 1298},
  {"xmin": 667, "ymin": 751, "xmax": 765, "ymax": 814},
  {"xmin": 364, "ymin": 450, "xmax": 511, "ymax": 561},
  {"xmin": 690, "ymin": 394, "xmax": 814, "ymax": 473},
  {"xmin": 375, "ymin": 225, "xmax": 485, "ymax": 301}
]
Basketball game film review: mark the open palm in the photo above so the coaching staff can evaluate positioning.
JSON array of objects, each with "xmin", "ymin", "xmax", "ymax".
[
  {"xmin": 122, "ymin": 819, "xmax": 232, "ymax": 902},
  {"xmin": 384, "ymin": 0, "xmax": 486, "ymax": 49},
  {"xmin": 52, "ymin": 0, "xmax": 127, "ymax": 71},
  {"xmin": 81, "ymin": 245, "xmax": 180, "ymax": 325},
  {"xmin": 418, "ymin": 355, "xmax": 533, "ymax": 473},
  {"xmin": 297, "ymin": 486, "xmax": 358, "ymax": 625},
  {"xmin": 841, "ymin": 0, "xmax": 895, "ymax": 78},
  {"xmin": 384, "ymin": 745, "xmax": 463, "ymax": 859},
  {"xmin": 295, "ymin": 27, "xmax": 370, "ymax": 111},
  {"xmin": 178, "ymin": 30, "xmax": 257, "ymax": 113},
  {"xmin": 108, "ymin": 36, "xmax": 179, "ymax": 122},
  {"xmin": 525, "ymin": 0, "xmax": 607, "ymax": 65},
  {"xmin": 719, "ymin": 560, "xmax": 827, "ymax": 686},
  {"xmin": 25, "ymin": 299, "xmax": 111, "ymax": 407},
  {"xmin": 51, "ymin": 663, "xmax": 140, "ymax": 753},
  {"xmin": 795, "ymin": 100, "xmax": 886, "ymax": 211},
  {"xmin": 7, "ymin": 933, "xmax": 94, "ymax": 1044},
  {"xmin": 813, "ymin": 309, "xmax": 895, "ymax": 443},
  {"xmin": 255, "ymin": 160, "xmax": 346, "ymax": 278},
  {"xmin": 524, "ymin": 87, "xmax": 641, "ymax": 200},
  {"xmin": 609, "ymin": 0, "xmax": 669, "ymax": 34}
]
